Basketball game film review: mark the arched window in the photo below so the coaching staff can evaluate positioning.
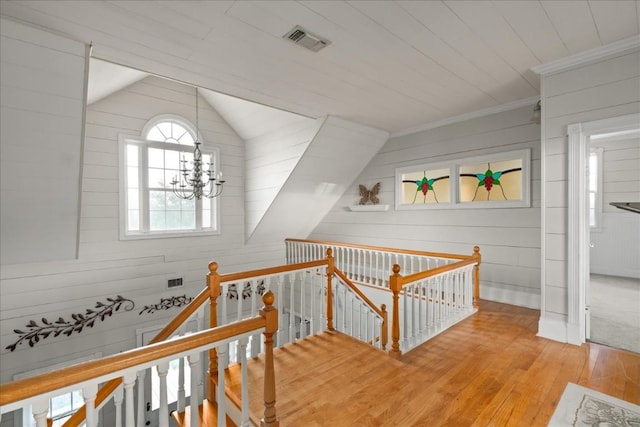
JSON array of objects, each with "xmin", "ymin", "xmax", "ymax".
[{"xmin": 119, "ymin": 115, "xmax": 220, "ymax": 238}]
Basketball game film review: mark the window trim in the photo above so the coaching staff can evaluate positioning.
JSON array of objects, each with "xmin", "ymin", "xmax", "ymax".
[{"xmin": 118, "ymin": 119, "xmax": 222, "ymax": 240}]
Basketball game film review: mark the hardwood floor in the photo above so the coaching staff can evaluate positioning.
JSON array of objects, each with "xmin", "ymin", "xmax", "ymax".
[{"xmin": 232, "ymin": 300, "xmax": 639, "ymax": 426}]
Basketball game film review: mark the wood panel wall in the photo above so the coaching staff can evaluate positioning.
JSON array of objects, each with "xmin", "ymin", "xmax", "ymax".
[
  {"xmin": 541, "ymin": 50, "xmax": 640, "ymax": 323},
  {"xmin": 310, "ymin": 104, "xmax": 542, "ymax": 309},
  {"xmin": 0, "ymin": 17, "xmax": 86, "ymax": 264},
  {"xmin": 0, "ymin": 74, "xmax": 286, "ymax": 388}
]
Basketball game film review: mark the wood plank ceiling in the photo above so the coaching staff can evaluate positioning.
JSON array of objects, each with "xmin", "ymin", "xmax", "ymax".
[{"xmin": 1, "ymin": 1, "xmax": 638, "ymax": 135}]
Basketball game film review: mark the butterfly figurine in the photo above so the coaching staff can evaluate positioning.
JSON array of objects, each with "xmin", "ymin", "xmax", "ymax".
[{"xmin": 359, "ymin": 182, "xmax": 381, "ymax": 205}]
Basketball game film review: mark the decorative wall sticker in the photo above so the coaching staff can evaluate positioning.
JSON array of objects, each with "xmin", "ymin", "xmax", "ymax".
[
  {"xmin": 228, "ymin": 281, "xmax": 266, "ymax": 300},
  {"xmin": 6, "ymin": 296, "xmax": 134, "ymax": 352},
  {"xmin": 138, "ymin": 295, "xmax": 193, "ymax": 315},
  {"xmin": 358, "ymin": 182, "xmax": 381, "ymax": 205}
]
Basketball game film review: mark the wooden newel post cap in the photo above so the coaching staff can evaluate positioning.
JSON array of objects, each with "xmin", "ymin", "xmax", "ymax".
[
  {"xmin": 381, "ymin": 304, "xmax": 387, "ymax": 312},
  {"xmin": 473, "ymin": 246, "xmax": 480, "ymax": 255},
  {"xmin": 208, "ymin": 261, "xmax": 218, "ymax": 274},
  {"xmin": 392, "ymin": 264, "xmax": 401, "ymax": 275},
  {"xmin": 262, "ymin": 290, "xmax": 275, "ymax": 307},
  {"xmin": 326, "ymin": 248, "xmax": 333, "ymax": 257}
]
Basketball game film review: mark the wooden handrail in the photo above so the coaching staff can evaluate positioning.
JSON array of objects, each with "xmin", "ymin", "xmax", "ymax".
[
  {"xmin": 400, "ymin": 257, "xmax": 479, "ymax": 286},
  {"xmin": 333, "ymin": 268, "xmax": 386, "ymax": 319},
  {"xmin": 286, "ymin": 238, "xmax": 469, "ymax": 260},
  {"xmin": 62, "ymin": 286, "xmax": 212, "ymax": 426},
  {"xmin": 0, "ymin": 317, "xmax": 266, "ymax": 407},
  {"xmin": 218, "ymin": 258, "xmax": 329, "ymax": 283}
]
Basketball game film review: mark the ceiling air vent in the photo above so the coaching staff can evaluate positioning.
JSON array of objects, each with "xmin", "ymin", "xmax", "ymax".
[{"xmin": 283, "ymin": 25, "xmax": 331, "ymax": 52}]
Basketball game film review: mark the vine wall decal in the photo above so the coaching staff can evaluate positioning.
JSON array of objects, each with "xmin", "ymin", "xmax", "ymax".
[
  {"xmin": 6, "ymin": 296, "xmax": 135, "ymax": 352},
  {"xmin": 138, "ymin": 295, "xmax": 193, "ymax": 315},
  {"xmin": 228, "ymin": 281, "xmax": 266, "ymax": 300}
]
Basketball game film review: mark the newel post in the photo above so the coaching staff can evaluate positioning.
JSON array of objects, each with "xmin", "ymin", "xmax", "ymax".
[
  {"xmin": 206, "ymin": 261, "xmax": 221, "ymax": 402},
  {"xmin": 326, "ymin": 248, "xmax": 335, "ymax": 331},
  {"xmin": 389, "ymin": 264, "xmax": 402, "ymax": 360},
  {"xmin": 260, "ymin": 291, "xmax": 279, "ymax": 427},
  {"xmin": 472, "ymin": 246, "xmax": 481, "ymax": 309}
]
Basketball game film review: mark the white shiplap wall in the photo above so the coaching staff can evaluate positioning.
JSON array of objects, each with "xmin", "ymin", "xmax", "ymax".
[
  {"xmin": 540, "ymin": 49, "xmax": 640, "ymax": 326},
  {"xmin": 310, "ymin": 105, "xmax": 542, "ymax": 308},
  {"xmin": 0, "ymin": 17, "xmax": 86, "ymax": 264},
  {"xmin": 590, "ymin": 137, "xmax": 640, "ymax": 278},
  {"xmin": 245, "ymin": 116, "xmax": 321, "ymax": 239},
  {"xmin": 0, "ymin": 74, "xmax": 287, "ymax": 387}
]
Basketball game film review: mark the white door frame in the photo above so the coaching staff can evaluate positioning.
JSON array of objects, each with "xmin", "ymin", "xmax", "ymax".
[{"xmin": 566, "ymin": 113, "xmax": 640, "ymax": 345}]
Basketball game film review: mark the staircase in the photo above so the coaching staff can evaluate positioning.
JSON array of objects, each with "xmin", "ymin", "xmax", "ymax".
[{"xmin": 0, "ymin": 239, "xmax": 480, "ymax": 427}]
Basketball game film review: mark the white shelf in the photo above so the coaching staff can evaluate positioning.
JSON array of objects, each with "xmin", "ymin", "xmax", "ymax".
[{"xmin": 348, "ymin": 204, "xmax": 390, "ymax": 212}]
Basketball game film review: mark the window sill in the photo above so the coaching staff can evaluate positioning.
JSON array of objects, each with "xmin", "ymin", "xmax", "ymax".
[{"xmin": 120, "ymin": 229, "xmax": 220, "ymax": 240}]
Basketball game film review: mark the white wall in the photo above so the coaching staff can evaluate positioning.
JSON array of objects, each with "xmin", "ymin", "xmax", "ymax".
[
  {"xmin": 540, "ymin": 49, "xmax": 640, "ymax": 327},
  {"xmin": 590, "ymin": 137, "xmax": 640, "ymax": 278},
  {"xmin": 310, "ymin": 105, "xmax": 542, "ymax": 309},
  {"xmin": 0, "ymin": 73, "xmax": 287, "ymax": 389},
  {"xmin": 0, "ymin": 17, "xmax": 86, "ymax": 264},
  {"xmin": 245, "ymin": 117, "xmax": 320, "ymax": 239}
]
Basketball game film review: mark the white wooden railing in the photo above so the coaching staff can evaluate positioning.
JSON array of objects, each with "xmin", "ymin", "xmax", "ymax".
[
  {"xmin": 285, "ymin": 239, "xmax": 481, "ymax": 358},
  {"xmin": 0, "ymin": 303, "xmax": 277, "ymax": 427},
  {"xmin": 286, "ymin": 238, "xmax": 465, "ymax": 289}
]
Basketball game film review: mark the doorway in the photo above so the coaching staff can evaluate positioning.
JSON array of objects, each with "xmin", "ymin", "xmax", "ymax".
[
  {"xmin": 566, "ymin": 113, "xmax": 640, "ymax": 347},
  {"xmin": 587, "ymin": 131, "xmax": 640, "ymax": 353}
]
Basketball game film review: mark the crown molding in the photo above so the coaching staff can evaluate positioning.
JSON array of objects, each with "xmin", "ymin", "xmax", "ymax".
[
  {"xmin": 532, "ymin": 35, "xmax": 640, "ymax": 76},
  {"xmin": 391, "ymin": 95, "xmax": 539, "ymax": 138}
]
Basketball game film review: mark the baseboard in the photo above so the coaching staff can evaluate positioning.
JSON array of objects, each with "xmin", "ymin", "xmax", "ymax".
[
  {"xmin": 537, "ymin": 317, "xmax": 568, "ymax": 343},
  {"xmin": 480, "ymin": 283, "xmax": 541, "ymax": 309}
]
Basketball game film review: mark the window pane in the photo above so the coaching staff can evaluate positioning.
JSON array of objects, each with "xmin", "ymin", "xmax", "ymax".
[
  {"xmin": 203, "ymin": 209, "xmax": 211, "ymax": 228},
  {"xmin": 149, "ymin": 191, "xmax": 166, "ymax": 210},
  {"xmin": 182, "ymin": 211, "xmax": 195, "ymax": 229},
  {"xmin": 460, "ymin": 159, "xmax": 522, "ymax": 202},
  {"xmin": 128, "ymin": 210, "xmax": 140, "ymax": 231},
  {"xmin": 165, "ymin": 150, "xmax": 180, "ymax": 170},
  {"xmin": 148, "ymin": 168, "xmax": 165, "ymax": 188},
  {"xmin": 166, "ymin": 192, "xmax": 182, "ymax": 211},
  {"xmin": 157, "ymin": 122, "xmax": 172, "ymax": 140},
  {"xmin": 590, "ymin": 209, "xmax": 596, "ymax": 227},
  {"xmin": 148, "ymin": 148, "xmax": 164, "ymax": 168},
  {"xmin": 51, "ymin": 394, "xmax": 71, "ymax": 417},
  {"xmin": 150, "ymin": 211, "xmax": 166, "ymax": 231},
  {"xmin": 589, "ymin": 154, "xmax": 598, "ymax": 191},
  {"xmin": 128, "ymin": 189, "xmax": 139, "ymax": 210},
  {"xmin": 401, "ymin": 168, "xmax": 450, "ymax": 205},
  {"xmin": 166, "ymin": 170, "xmax": 179, "ymax": 188},
  {"xmin": 172, "ymin": 123, "xmax": 187, "ymax": 141},
  {"xmin": 127, "ymin": 167, "xmax": 139, "ymax": 188},
  {"xmin": 147, "ymin": 126, "xmax": 165, "ymax": 142},
  {"xmin": 166, "ymin": 211, "xmax": 182, "ymax": 230},
  {"xmin": 179, "ymin": 131, "xmax": 194, "ymax": 146},
  {"xmin": 182, "ymin": 197, "xmax": 195, "ymax": 211}
]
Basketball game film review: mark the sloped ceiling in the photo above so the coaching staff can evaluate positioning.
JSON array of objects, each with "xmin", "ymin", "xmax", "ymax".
[{"xmin": 3, "ymin": 1, "xmax": 639, "ymax": 135}]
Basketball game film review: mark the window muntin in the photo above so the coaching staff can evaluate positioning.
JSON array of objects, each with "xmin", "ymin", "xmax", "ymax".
[{"xmin": 120, "ymin": 116, "xmax": 220, "ymax": 239}]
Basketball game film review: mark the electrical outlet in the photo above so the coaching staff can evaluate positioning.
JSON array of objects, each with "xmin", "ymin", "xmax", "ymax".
[{"xmin": 168, "ymin": 278, "xmax": 183, "ymax": 288}]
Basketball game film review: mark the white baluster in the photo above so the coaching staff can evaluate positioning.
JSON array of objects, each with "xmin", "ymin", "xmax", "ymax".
[
  {"xmin": 32, "ymin": 399, "xmax": 49, "ymax": 427},
  {"xmin": 83, "ymin": 382, "xmax": 98, "ymax": 427},
  {"xmin": 276, "ymin": 275, "xmax": 284, "ymax": 347},
  {"xmin": 216, "ymin": 345, "xmax": 228, "ymax": 427},
  {"xmin": 156, "ymin": 361, "xmax": 169, "ymax": 427},
  {"xmin": 300, "ymin": 272, "xmax": 306, "ymax": 339},
  {"xmin": 237, "ymin": 282, "xmax": 243, "ymax": 322},
  {"xmin": 135, "ymin": 370, "xmax": 145, "ymax": 427},
  {"xmin": 239, "ymin": 337, "xmax": 250, "ymax": 427},
  {"xmin": 177, "ymin": 356, "xmax": 185, "ymax": 412},
  {"xmin": 188, "ymin": 352, "xmax": 200, "ymax": 427},
  {"xmin": 122, "ymin": 372, "xmax": 137, "ymax": 427},
  {"xmin": 114, "ymin": 383, "xmax": 124, "ymax": 427},
  {"xmin": 289, "ymin": 273, "xmax": 295, "ymax": 343},
  {"xmin": 221, "ymin": 283, "xmax": 228, "ymax": 325}
]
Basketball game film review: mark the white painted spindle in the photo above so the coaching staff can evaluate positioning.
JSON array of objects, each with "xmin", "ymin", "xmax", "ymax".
[
  {"xmin": 216, "ymin": 345, "xmax": 227, "ymax": 427},
  {"xmin": 239, "ymin": 337, "xmax": 250, "ymax": 427},
  {"xmin": 188, "ymin": 352, "xmax": 200, "ymax": 427},
  {"xmin": 135, "ymin": 370, "xmax": 145, "ymax": 427},
  {"xmin": 114, "ymin": 383, "xmax": 124, "ymax": 427},
  {"xmin": 156, "ymin": 362, "xmax": 169, "ymax": 427},
  {"xmin": 83, "ymin": 382, "xmax": 98, "ymax": 427},
  {"xmin": 32, "ymin": 399, "xmax": 49, "ymax": 427},
  {"xmin": 177, "ymin": 357, "xmax": 185, "ymax": 412}
]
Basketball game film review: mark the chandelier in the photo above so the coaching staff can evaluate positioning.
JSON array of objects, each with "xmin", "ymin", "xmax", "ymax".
[{"xmin": 171, "ymin": 88, "xmax": 225, "ymax": 200}]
